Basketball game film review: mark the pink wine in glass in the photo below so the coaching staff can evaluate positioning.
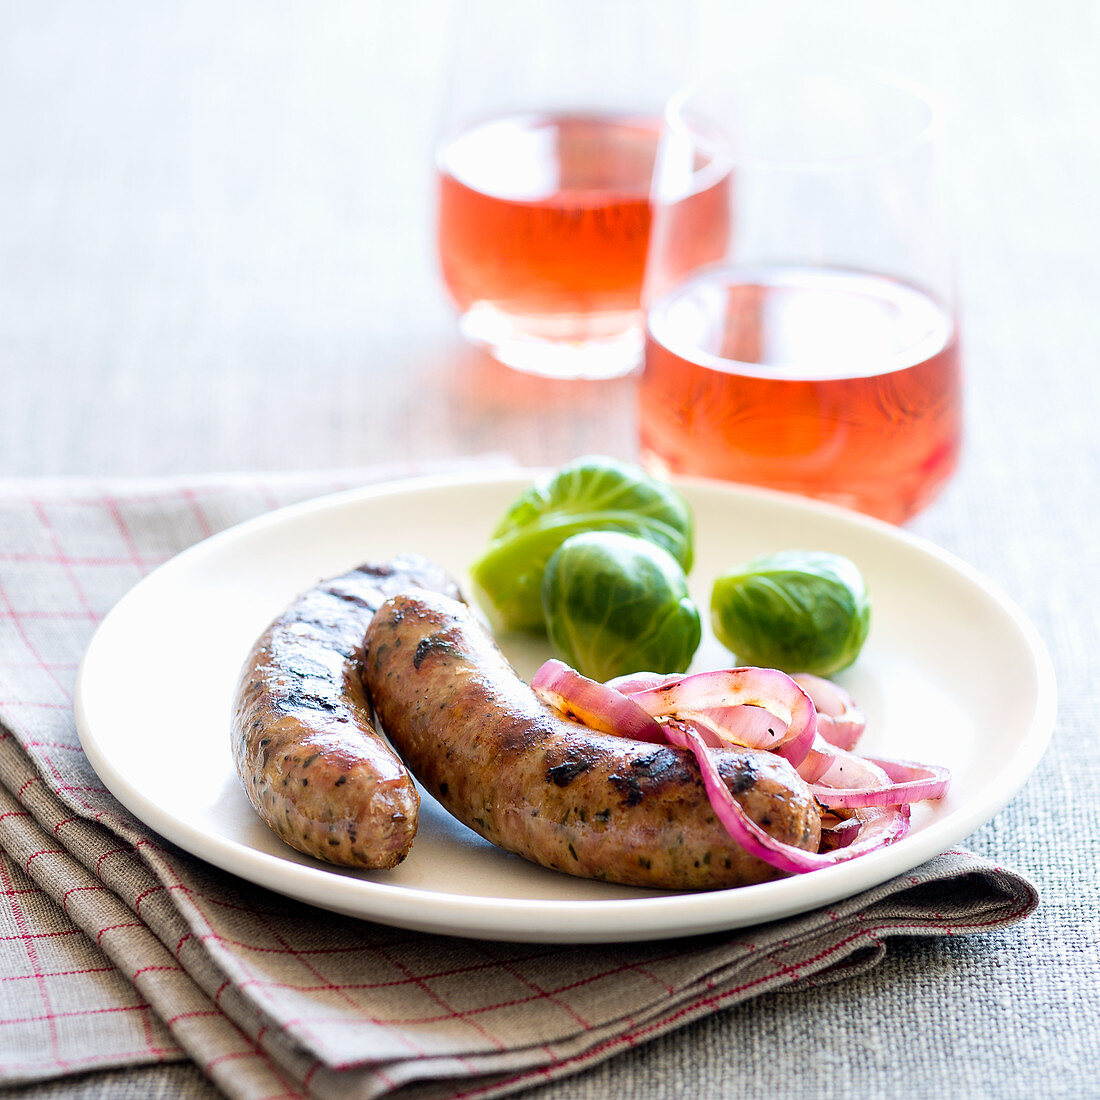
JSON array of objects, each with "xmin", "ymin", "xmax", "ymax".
[
  {"xmin": 640, "ymin": 266, "xmax": 962, "ymax": 523},
  {"xmin": 436, "ymin": 112, "xmax": 728, "ymax": 377}
]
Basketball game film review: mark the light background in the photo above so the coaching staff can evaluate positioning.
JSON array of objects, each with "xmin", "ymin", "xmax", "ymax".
[{"xmin": 0, "ymin": 3, "xmax": 1097, "ymax": 1097}]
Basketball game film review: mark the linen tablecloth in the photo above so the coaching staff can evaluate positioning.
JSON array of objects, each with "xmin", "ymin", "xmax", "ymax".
[{"xmin": 0, "ymin": 466, "xmax": 1062, "ymax": 1098}]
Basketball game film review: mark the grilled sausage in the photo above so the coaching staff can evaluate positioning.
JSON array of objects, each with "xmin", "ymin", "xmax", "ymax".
[
  {"xmin": 231, "ymin": 556, "xmax": 460, "ymax": 868},
  {"xmin": 363, "ymin": 590, "xmax": 821, "ymax": 890}
]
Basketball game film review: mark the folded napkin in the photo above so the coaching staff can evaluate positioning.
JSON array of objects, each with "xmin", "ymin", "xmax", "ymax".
[{"xmin": 0, "ymin": 469, "xmax": 1039, "ymax": 1100}]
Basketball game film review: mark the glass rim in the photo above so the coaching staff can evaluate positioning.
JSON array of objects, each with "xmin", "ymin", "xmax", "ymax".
[{"xmin": 665, "ymin": 64, "xmax": 945, "ymax": 173}]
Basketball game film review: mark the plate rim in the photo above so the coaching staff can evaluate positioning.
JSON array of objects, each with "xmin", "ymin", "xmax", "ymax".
[{"xmin": 74, "ymin": 469, "xmax": 1058, "ymax": 942}]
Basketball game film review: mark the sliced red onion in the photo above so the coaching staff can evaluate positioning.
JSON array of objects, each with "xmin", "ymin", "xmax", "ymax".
[
  {"xmin": 794, "ymin": 736, "xmax": 836, "ymax": 784},
  {"xmin": 810, "ymin": 746, "xmax": 950, "ymax": 808},
  {"xmin": 846, "ymin": 754, "xmax": 951, "ymax": 805},
  {"xmin": 661, "ymin": 703, "xmax": 789, "ymax": 750},
  {"xmin": 870, "ymin": 755, "xmax": 952, "ymax": 791},
  {"xmin": 811, "ymin": 744, "xmax": 890, "ymax": 793},
  {"xmin": 819, "ymin": 814, "xmax": 862, "ymax": 851},
  {"xmin": 530, "ymin": 660, "xmax": 664, "ymax": 744},
  {"xmin": 770, "ymin": 715, "xmax": 817, "ymax": 769},
  {"xmin": 792, "ymin": 673, "xmax": 866, "ymax": 750},
  {"xmin": 624, "ymin": 667, "xmax": 817, "ymax": 765},
  {"xmin": 532, "ymin": 659, "xmax": 937, "ymax": 877},
  {"xmin": 606, "ymin": 671, "xmax": 683, "ymax": 694},
  {"xmin": 661, "ymin": 720, "xmax": 909, "ymax": 873}
]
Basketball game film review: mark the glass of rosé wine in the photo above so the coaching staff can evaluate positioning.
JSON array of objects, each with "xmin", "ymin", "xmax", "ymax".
[
  {"xmin": 640, "ymin": 67, "xmax": 962, "ymax": 524},
  {"xmin": 434, "ymin": 0, "xmax": 711, "ymax": 380}
]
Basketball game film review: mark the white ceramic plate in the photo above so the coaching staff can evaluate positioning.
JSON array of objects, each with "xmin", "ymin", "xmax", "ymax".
[{"xmin": 75, "ymin": 471, "xmax": 1056, "ymax": 943}]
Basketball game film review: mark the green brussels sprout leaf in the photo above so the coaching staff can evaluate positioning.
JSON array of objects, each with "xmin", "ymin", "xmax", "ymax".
[
  {"xmin": 711, "ymin": 550, "xmax": 870, "ymax": 676},
  {"xmin": 542, "ymin": 531, "xmax": 701, "ymax": 682},
  {"xmin": 471, "ymin": 456, "xmax": 694, "ymax": 633}
]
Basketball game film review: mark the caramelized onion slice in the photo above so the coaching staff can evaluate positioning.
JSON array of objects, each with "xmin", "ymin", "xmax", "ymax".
[
  {"xmin": 531, "ymin": 660, "xmax": 664, "ymax": 744},
  {"xmin": 621, "ymin": 667, "xmax": 817, "ymax": 766}
]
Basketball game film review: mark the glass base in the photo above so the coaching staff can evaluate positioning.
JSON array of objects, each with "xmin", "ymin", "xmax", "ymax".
[{"xmin": 458, "ymin": 302, "xmax": 643, "ymax": 380}]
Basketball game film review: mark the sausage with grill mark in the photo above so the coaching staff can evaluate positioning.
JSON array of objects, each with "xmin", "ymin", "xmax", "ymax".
[
  {"xmin": 231, "ymin": 556, "xmax": 460, "ymax": 868},
  {"xmin": 363, "ymin": 590, "xmax": 821, "ymax": 890}
]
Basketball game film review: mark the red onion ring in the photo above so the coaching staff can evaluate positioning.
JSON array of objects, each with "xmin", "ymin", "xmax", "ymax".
[
  {"xmin": 531, "ymin": 659, "xmax": 941, "ymax": 877},
  {"xmin": 819, "ymin": 814, "xmax": 862, "ymax": 851},
  {"xmin": 794, "ymin": 736, "xmax": 836, "ymax": 784},
  {"xmin": 813, "ymin": 756, "xmax": 951, "ymax": 809},
  {"xmin": 606, "ymin": 671, "xmax": 682, "ymax": 694},
  {"xmin": 622, "ymin": 667, "xmax": 817, "ymax": 765},
  {"xmin": 809, "ymin": 744, "xmax": 950, "ymax": 808},
  {"xmin": 530, "ymin": 660, "xmax": 664, "ymax": 744},
  {"xmin": 661, "ymin": 720, "xmax": 910, "ymax": 873},
  {"xmin": 791, "ymin": 673, "xmax": 866, "ymax": 750}
]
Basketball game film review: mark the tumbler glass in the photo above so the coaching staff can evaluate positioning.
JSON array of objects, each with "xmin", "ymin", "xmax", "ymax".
[
  {"xmin": 434, "ymin": 0, "xmax": 704, "ymax": 380},
  {"xmin": 640, "ymin": 67, "xmax": 962, "ymax": 523}
]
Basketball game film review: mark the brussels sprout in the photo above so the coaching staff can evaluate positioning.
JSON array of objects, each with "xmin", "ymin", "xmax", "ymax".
[
  {"xmin": 542, "ymin": 531, "xmax": 701, "ymax": 682},
  {"xmin": 470, "ymin": 456, "xmax": 695, "ymax": 633},
  {"xmin": 711, "ymin": 550, "xmax": 870, "ymax": 676}
]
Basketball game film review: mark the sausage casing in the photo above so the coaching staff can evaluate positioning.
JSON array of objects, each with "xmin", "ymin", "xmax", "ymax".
[
  {"xmin": 231, "ymin": 556, "xmax": 460, "ymax": 868},
  {"xmin": 363, "ymin": 590, "xmax": 821, "ymax": 889}
]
